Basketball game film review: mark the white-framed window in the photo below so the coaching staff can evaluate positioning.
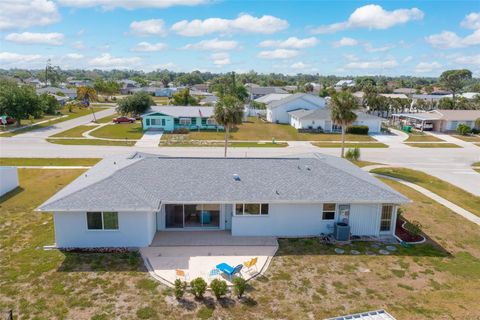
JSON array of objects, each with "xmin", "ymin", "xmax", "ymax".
[
  {"xmin": 179, "ymin": 118, "xmax": 191, "ymax": 125},
  {"xmin": 151, "ymin": 119, "xmax": 161, "ymax": 125},
  {"xmin": 380, "ymin": 205, "xmax": 393, "ymax": 231},
  {"xmin": 322, "ymin": 203, "xmax": 336, "ymax": 220},
  {"xmin": 234, "ymin": 203, "xmax": 269, "ymax": 216},
  {"xmin": 206, "ymin": 118, "xmax": 217, "ymax": 125},
  {"xmin": 86, "ymin": 212, "xmax": 119, "ymax": 230}
]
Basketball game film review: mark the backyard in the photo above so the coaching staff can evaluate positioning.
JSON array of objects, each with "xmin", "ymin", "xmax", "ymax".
[
  {"xmin": 161, "ymin": 117, "xmax": 376, "ymax": 143},
  {"xmin": 1, "ymin": 168, "xmax": 480, "ymax": 319}
]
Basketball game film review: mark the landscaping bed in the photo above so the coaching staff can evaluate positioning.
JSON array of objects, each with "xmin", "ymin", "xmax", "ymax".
[{"xmin": 395, "ymin": 219, "xmax": 425, "ymax": 243}]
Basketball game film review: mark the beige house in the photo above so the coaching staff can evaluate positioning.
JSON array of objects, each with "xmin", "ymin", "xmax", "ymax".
[{"xmin": 392, "ymin": 109, "xmax": 480, "ymax": 132}]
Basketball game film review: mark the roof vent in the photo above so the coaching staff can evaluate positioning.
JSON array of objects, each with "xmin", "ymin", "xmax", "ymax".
[
  {"xmin": 113, "ymin": 161, "xmax": 117, "ymax": 165},
  {"xmin": 305, "ymin": 165, "xmax": 311, "ymax": 171},
  {"xmin": 233, "ymin": 174, "xmax": 241, "ymax": 181}
]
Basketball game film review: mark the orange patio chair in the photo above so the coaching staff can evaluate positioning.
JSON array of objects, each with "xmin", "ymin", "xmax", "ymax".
[
  {"xmin": 175, "ymin": 269, "xmax": 188, "ymax": 281},
  {"xmin": 243, "ymin": 257, "xmax": 258, "ymax": 271}
]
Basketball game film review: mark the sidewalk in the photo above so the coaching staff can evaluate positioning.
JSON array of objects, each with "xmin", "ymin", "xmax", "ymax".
[{"xmin": 135, "ymin": 130, "xmax": 163, "ymax": 147}]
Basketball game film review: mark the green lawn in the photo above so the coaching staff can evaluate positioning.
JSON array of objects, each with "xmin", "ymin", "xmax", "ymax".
[
  {"xmin": 153, "ymin": 97, "xmax": 170, "ymax": 105},
  {"xmin": 89, "ymin": 123, "xmax": 143, "ymax": 140},
  {"xmin": 97, "ymin": 113, "xmax": 119, "ymax": 123},
  {"xmin": 405, "ymin": 143, "xmax": 461, "ymax": 148},
  {"xmin": 405, "ymin": 132, "xmax": 443, "ymax": 142},
  {"xmin": 0, "ymin": 158, "xmax": 100, "ymax": 166},
  {"xmin": 50, "ymin": 125, "xmax": 98, "ymax": 138},
  {"xmin": 160, "ymin": 140, "xmax": 288, "ymax": 147},
  {"xmin": 312, "ymin": 142, "xmax": 388, "ymax": 148},
  {"xmin": 46, "ymin": 138, "xmax": 135, "ymax": 146},
  {"xmin": 452, "ymin": 135, "xmax": 480, "ymax": 142},
  {"xmin": 163, "ymin": 117, "xmax": 375, "ymax": 142},
  {"xmin": 349, "ymin": 160, "xmax": 382, "ymax": 168},
  {"xmin": 2, "ymin": 169, "xmax": 480, "ymax": 318},
  {"xmin": 1, "ymin": 107, "xmax": 106, "ymax": 137},
  {"xmin": 371, "ymin": 167, "xmax": 480, "ymax": 217}
]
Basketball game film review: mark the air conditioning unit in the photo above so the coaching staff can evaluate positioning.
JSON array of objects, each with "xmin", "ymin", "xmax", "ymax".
[{"xmin": 334, "ymin": 222, "xmax": 350, "ymax": 241}]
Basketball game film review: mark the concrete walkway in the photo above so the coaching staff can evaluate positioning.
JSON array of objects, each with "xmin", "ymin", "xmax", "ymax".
[
  {"xmin": 135, "ymin": 130, "xmax": 163, "ymax": 147},
  {"xmin": 0, "ymin": 115, "xmax": 67, "ymax": 135},
  {"xmin": 372, "ymin": 173, "xmax": 480, "ymax": 226}
]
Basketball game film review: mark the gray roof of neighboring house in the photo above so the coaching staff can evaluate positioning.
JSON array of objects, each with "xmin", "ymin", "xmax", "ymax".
[
  {"xmin": 393, "ymin": 88, "xmax": 416, "ymax": 95},
  {"xmin": 249, "ymin": 87, "xmax": 288, "ymax": 95},
  {"xmin": 142, "ymin": 106, "xmax": 215, "ymax": 118},
  {"xmin": 254, "ymin": 93, "xmax": 292, "ymax": 104},
  {"xmin": 267, "ymin": 93, "xmax": 326, "ymax": 110},
  {"xmin": 289, "ymin": 108, "xmax": 383, "ymax": 121},
  {"xmin": 37, "ymin": 152, "xmax": 409, "ymax": 212},
  {"xmin": 200, "ymin": 95, "xmax": 218, "ymax": 104},
  {"xmin": 411, "ymin": 94, "xmax": 448, "ymax": 100},
  {"xmin": 36, "ymin": 86, "xmax": 76, "ymax": 95}
]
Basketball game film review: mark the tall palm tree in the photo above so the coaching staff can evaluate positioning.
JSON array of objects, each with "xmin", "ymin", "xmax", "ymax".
[
  {"xmin": 214, "ymin": 95, "xmax": 244, "ymax": 157},
  {"xmin": 330, "ymin": 91, "xmax": 358, "ymax": 158}
]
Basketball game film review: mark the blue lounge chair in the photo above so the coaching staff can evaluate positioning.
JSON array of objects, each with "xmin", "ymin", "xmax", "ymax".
[{"xmin": 216, "ymin": 263, "xmax": 243, "ymax": 280}]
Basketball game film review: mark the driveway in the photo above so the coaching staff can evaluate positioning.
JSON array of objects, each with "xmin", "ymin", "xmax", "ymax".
[{"xmin": 135, "ymin": 130, "xmax": 163, "ymax": 147}]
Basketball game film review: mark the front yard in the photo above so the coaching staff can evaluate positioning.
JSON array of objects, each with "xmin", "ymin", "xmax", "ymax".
[
  {"xmin": 1, "ymin": 168, "xmax": 480, "ymax": 319},
  {"xmin": 162, "ymin": 117, "xmax": 375, "ymax": 143},
  {"xmin": 452, "ymin": 134, "xmax": 480, "ymax": 142},
  {"xmin": 89, "ymin": 122, "xmax": 143, "ymax": 140},
  {"xmin": 404, "ymin": 132, "xmax": 443, "ymax": 142}
]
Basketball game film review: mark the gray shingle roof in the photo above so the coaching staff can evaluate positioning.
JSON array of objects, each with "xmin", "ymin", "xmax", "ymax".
[
  {"xmin": 267, "ymin": 93, "xmax": 326, "ymax": 110},
  {"xmin": 37, "ymin": 153, "xmax": 409, "ymax": 212},
  {"xmin": 250, "ymin": 87, "xmax": 288, "ymax": 95},
  {"xmin": 289, "ymin": 108, "xmax": 382, "ymax": 121},
  {"xmin": 142, "ymin": 106, "xmax": 215, "ymax": 118}
]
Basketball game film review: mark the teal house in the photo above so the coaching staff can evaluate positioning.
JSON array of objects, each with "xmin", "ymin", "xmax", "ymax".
[{"xmin": 141, "ymin": 106, "xmax": 223, "ymax": 132}]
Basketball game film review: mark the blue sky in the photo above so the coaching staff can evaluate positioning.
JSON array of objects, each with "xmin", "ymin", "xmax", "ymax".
[{"xmin": 0, "ymin": 0, "xmax": 479, "ymax": 76}]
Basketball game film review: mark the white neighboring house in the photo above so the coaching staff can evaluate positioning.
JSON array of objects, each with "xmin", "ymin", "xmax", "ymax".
[
  {"xmin": 266, "ymin": 93, "xmax": 326, "ymax": 124},
  {"xmin": 289, "ymin": 109, "xmax": 384, "ymax": 133},
  {"xmin": 36, "ymin": 153, "xmax": 409, "ymax": 248},
  {"xmin": 254, "ymin": 93, "xmax": 291, "ymax": 105},
  {"xmin": 0, "ymin": 167, "xmax": 19, "ymax": 196},
  {"xmin": 334, "ymin": 80, "xmax": 355, "ymax": 88}
]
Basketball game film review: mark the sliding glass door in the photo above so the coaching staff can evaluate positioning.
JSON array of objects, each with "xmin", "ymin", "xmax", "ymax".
[{"xmin": 165, "ymin": 204, "xmax": 220, "ymax": 229}]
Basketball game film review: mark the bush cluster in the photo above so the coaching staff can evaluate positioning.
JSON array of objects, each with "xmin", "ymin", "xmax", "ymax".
[
  {"xmin": 346, "ymin": 125, "xmax": 369, "ymax": 135},
  {"xmin": 173, "ymin": 127, "xmax": 190, "ymax": 134},
  {"xmin": 345, "ymin": 148, "xmax": 361, "ymax": 161}
]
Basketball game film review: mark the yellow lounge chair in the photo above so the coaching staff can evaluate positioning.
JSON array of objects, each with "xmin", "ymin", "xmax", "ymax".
[{"xmin": 244, "ymin": 257, "xmax": 258, "ymax": 271}]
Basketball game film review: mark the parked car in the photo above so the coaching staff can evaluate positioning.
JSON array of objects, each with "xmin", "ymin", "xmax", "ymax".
[
  {"xmin": 113, "ymin": 116, "xmax": 135, "ymax": 124},
  {"xmin": 0, "ymin": 116, "xmax": 15, "ymax": 125},
  {"xmin": 414, "ymin": 122, "xmax": 433, "ymax": 131}
]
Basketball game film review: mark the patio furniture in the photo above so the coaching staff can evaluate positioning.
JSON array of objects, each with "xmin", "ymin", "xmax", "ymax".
[
  {"xmin": 200, "ymin": 211, "xmax": 211, "ymax": 224},
  {"xmin": 216, "ymin": 263, "xmax": 243, "ymax": 280},
  {"xmin": 175, "ymin": 269, "xmax": 188, "ymax": 281},
  {"xmin": 208, "ymin": 268, "xmax": 220, "ymax": 280},
  {"xmin": 244, "ymin": 257, "xmax": 258, "ymax": 271}
]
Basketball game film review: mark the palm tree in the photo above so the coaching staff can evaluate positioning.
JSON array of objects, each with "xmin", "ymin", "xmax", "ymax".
[
  {"xmin": 330, "ymin": 91, "xmax": 358, "ymax": 158},
  {"xmin": 214, "ymin": 95, "xmax": 244, "ymax": 157}
]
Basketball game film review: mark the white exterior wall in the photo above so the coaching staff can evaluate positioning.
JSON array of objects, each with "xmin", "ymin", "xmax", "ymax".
[
  {"xmin": 53, "ymin": 211, "xmax": 156, "ymax": 248},
  {"xmin": 352, "ymin": 119, "xmax": 382, "ymax": 133},
  {"xmin": 0, "ymin": 167, "xmax": 19, "ymax": 196},
  {"xmin": 232, "ymin": 203, "xmax": 391, "ymax": 237},
  {"xmin": 268, "ymin": 101, "xmax": 323, "ymax": 124}
]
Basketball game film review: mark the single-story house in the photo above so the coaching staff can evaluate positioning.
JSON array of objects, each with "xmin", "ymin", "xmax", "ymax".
[
  {"xmin": 334, "ymin": 79, "xmax": 355, "ymax": 89},
  {"xmin": 254, "ymin": 93, "xmax": 291, "ymax": 105},
  {"xmin": 379, "ymin": 93, "xmax": 409, "ymax": 100},
  {"xmin": 36, "ymin": 153, "xmax": 409, "ymax": 248},
  {"xmin": 289, "ymin": 109, "xmax": 384, "ymax": 133},
  {"xmin": 393, "ymin": 88, "xmax": 417, "ymax": 95},
  {"xmin": 443, "ymin": 92, "xmax": 479, "ymax": 100},
  {"xmin": 155, "ymin": 88, "xmax": 177, "ymax": 97},
  {"xmin": 191, "ymin": 83, "xmax": 209, "ymax": 92},
  {"xmin": 392, "ymin": 109, "xmax": 480, "ymax": 132},
  {"xmin": 248, "ymin": 86, "xmax": 288, "ymax": 99},
  {"xmin": 36, "ymin": 86, "xmax": 77, "ymax": 100},
  {"xmin": 141, "ymin": 106, "xmax": 222, "ymax": 131},
  {"xmin": 266, "ymin": 93, "xmax": 326, "ymax": 124}
]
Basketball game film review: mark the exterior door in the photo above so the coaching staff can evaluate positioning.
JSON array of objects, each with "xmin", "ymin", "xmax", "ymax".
[{"xmin": 224, "ymin": 204, "xmax": 233, "ymax": 230}]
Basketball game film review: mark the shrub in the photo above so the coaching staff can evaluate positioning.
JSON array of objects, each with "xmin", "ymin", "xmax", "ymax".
[
  {"xmin": 345, "ymin": 147, "xmax": 360, "ymax": 161},
  {"xmin": 456, "ymin": 123, "xmax": 471, "ymax": 135},
  {"xmin": 174, "ymin": 279, "xmax": 187, "ymax": 300},
  {"xmin": 173, "ymin": 127, "xmax": 190, "ymax": 134},
  {"xmin": 346, "ymin": 125, "xmax": 369, "ymax": 135},
  {"xmin": 232, "ymin": 277, "xmax": 246, "ymax": 298},
  {"xmin": 210, "ymin": 279, "xmax": 228, "ymax": 299},
  {"xmin": 190, "ymin": 277, "xmax": 207, "ymax": 299},
  {"xmin": 404, "ymin": 220, "xmax": 422, "ymax": 236},
  {"xmin": 136, "ymin": 307, "xmax": 156, "ymax": 319}
]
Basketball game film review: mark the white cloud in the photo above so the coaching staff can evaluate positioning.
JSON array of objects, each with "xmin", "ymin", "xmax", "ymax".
[
  {"xmin": 425, "ymin": 29, "xmax": 480, "ymax": 48},
  {"xmin": 312, "ymin": 4, "xmax": 423, "ymax": 34},
  {"xmin": 0, "ymin": 52, "xmax": 45, "ymax": 68},
  {"xmin": 259, "ymin": 37, "xmax": 318, "ymax": 49},
  {"xmin": 183, "ymin": 38, "xmax": 238, "ymax": 51},
  {"xmin": 89, "ymin": 53, "xmax": 142, "ymax": 69},
  {"xmin": 0, "ymin": 0, "xmax": 60, "ymax": 30},
  {"xmin": 66, "ymin": 53, "xmax": 84, "ymax": 59},
  {"xmin": 130, "ymin": 19, "xmax": 166, "ymax": 36},
  {"xmin": 414, "ymin": 61, "xmax": 442, "ymax": 73},
  {"xmin": 452, "ymin": 54, "xmax": 480, "ymax": 66},
  {"xmin": 363, "ymin": 43, "xmax": 393, "ymax": 53},
  {"xmin": 333, "ymin": 37, "xmax": 358, "ymax": 47},
  {"xmin": 403, "ymin": 56, "xmax": 413, "ymax": 63},
  {"xmin": 344, "ymin": 59, "xmax": 399, "ymax": 69},
  {"xmin": 72, "ymin": 41, "xmax": 85, "ymax": 49},
  {"xmin": 57, "ymin": 0, "xmax": 209, "ymax": 9},
  {"xmin": 5, "ymin": 32, "xmax": 64, "ymax": 45},
  {"xmin": 460, "ymin": 12, "xmax": 480, "ymax": 30},
  {"xmin": 171, "ymin": 14, "xmax": 288, "ymax": 36},
  {"xmin": 291, "ymin": 62, "xmax": 307, "ymax": 69},
  {"xmin": 210, "ymin": 52, "xmax": 230, "ymax": 66},
  {"xmin": 132, "ymin": 42, "xmax": 167, "ymax": 52},
  {"xmin": 257, "ymin": 49, "xmax": 299, "ymax": 59}
]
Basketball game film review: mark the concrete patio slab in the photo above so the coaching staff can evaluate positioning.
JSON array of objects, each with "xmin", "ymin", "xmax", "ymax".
[{"xmin": 141, "ymin": 231, "xmax": 278, "ymax": 287}]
